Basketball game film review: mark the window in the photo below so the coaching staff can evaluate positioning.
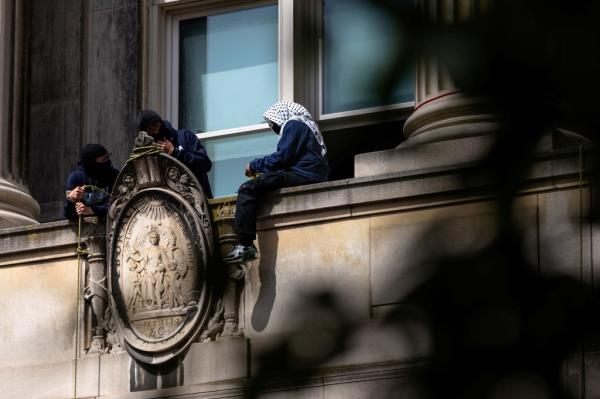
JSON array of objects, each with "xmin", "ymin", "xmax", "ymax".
[
  {"xmin": 157, "ymin": 1, "xmax": 280, "ymax": 198},
  {"xmin": 146, "ymin": 0, "xmax": 416, "ymax": 197},
  {"xmin": 321, "ymin": 0, "xmax": 414, "ymax": 115},
  {"xmin": 178, "ymin": 5, "xmax": 279, "ymax": 133},
  {"xmin": 204, "ymin": 131, "xmax": 277, "ymax": 197}
]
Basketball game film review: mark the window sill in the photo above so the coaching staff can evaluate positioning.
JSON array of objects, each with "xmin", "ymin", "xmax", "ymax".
[{"xmin": 318, "ymin": 102, "xmax": 414, "ymax": 132}]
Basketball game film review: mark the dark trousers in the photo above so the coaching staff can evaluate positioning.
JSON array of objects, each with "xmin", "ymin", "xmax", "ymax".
[{"xmin": 233, "ymin": 171, "xmax": 314, "ymax": 245}]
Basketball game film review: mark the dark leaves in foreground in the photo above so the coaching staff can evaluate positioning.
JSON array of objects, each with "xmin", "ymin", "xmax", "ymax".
[{"xmin": 245, "ymin": 0, "xmax": 600, "ymax": 397}]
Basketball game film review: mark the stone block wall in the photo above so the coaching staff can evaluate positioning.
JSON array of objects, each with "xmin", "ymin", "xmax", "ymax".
[{"xmin": 0, "ymin": 148, "xmax": 597, "ymax": 398}]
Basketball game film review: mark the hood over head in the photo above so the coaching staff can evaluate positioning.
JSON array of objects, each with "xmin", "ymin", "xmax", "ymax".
[
  {"xmin": 136, "ymin": 109, "xmax": 163, "ymax": 132},
  {"xmin": 263, "ymin": 101, "xmax": 327, "ymax": 157},
  {"xmin": 80, "ymin": 143, "xmax": 113, "ymax": 180}
]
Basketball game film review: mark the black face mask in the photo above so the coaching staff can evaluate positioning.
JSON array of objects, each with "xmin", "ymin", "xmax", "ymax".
[
  {"xmin": 267, "ymin": 120, "xmax": 281, "ymax": 134},
  {"xmin": 150, "ymin": 124, "xmax": 171, "ymax": 142},
  {"xmin": 87, "ymin": 160, "xmax": 113, "ymax": 178}
]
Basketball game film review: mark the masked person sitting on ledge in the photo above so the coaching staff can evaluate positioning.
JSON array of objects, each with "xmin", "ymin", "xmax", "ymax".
[
  {"xmin": 223, "ymin": 101, "xmax": 329, "ymax": 264},
  {"xmin": 136, "ymin": 109, "xmax": 213, "ymax": 199},
  {"xmin": 64, "ymin": 144, "xmax": 119, "ymax": 220}
]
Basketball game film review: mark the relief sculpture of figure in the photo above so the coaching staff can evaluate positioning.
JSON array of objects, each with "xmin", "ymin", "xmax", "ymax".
[
  {"xmin": 165, "ymin": 232, "xmax": 188, "ymax": 308},
  {"xmin": 144, "ymin": 228, "xmax": 169, "ymax": 309},
  {"xmin": 124, "ymin": 243, "xmax": 145, "ymax": 310}
]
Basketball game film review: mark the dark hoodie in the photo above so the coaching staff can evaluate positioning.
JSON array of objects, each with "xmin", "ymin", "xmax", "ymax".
[
  {"xmin": 63, "ymin": 144, "xmax": 119, "ymax": 220},
  {"xmin": 137, "ymin": 110, "xmax": 213, "ymax": 198}
]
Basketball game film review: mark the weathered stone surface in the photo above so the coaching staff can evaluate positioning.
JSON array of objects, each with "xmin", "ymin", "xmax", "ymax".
[
  {"xmin": 28, "ymin": 0, "xmax": 82, "ymax": 106},
  {"xmin": 538, "ymin": 188, "xmax": 591, "ymax": 280},
  {"xmin": 0, "ymin": 360, "xmax": 72, "ymax": 399},
  {"xmin": 325, "ymin": 322, "xmax": 429, "ymax": 368},
  {"xmin": 323, "ymin": 376, "xmax": 410, "ymax": 399},
  {"xmin": 86, "ymin": 1, "xmax": 139, "ymax": 169},
  {"xmin": 246, "ymin": 218, "xmax": 370, "ymax": 337},
  {"xmin": 26, "ymin": 0, "xmax": 139, "ymax": 221},
  {"xmin": 259, "ymin": 386, "xmax": 323, "ymax": 399},
  {"xmin": 370, "ymin": 201, "xmax": 498, "ymax": 306},
  {"xmin": 354, "ymin": 135, "xmax": 495, "ymax": 177},
  {"xmin": 0, "ymin": 258, "xmax": 78, "ymax": 369},
  {"xmin": 183, "ymin": 339, "xmax": 248, "ymax": 385},
  {"xmin": 0, "ymin": 220, "xmax": 76, "ymax": 256},
  {"xmin": 28, "ymin": 100, "xmax": 82, "ymax": 208},
  {"xmin": 76, "ymin": 355, "xmax": 101, "ymax": 398},
  {"xmin": 584, "ymin": 351, "xmax": 600, "ymax": 398},
  {"xmin": 90, "ymin": 0, "xmax": 133, "ymax": 11},
  {"xmin": 513, "ymin": 195, "xmax": 541, "ymax": 268},
  {"xmin": 99, "ymin": 352, "xmax": 131, "ymax": 397}
]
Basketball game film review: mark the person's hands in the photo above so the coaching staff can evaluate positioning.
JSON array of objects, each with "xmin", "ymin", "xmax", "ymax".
[
  {"xmin": 75, "ymin": 202, "xmax": 95, "ymax": 216},
  {"xmin": 67, "ymin": 186, "xmax": 85, "ymax": 202},
  {"xmin": 245, "ymin": 164, "xmax": 256, "ymax": 177},
  {"xmin": 156, "ymin": 139, "xmax": 174, "ymax": 155}
]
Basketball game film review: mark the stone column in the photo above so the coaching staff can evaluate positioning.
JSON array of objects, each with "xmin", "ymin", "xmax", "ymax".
[
  {"xmin": 0, "ymin": 0, "xmax": 40, "ymax": 228},
  {"xmin": 355, "ymin": 0, "xmax": 498, "ymax": 177},
  {"xmin": 403, "ymin": 0, "xmax": 496, "ymax": 146}
]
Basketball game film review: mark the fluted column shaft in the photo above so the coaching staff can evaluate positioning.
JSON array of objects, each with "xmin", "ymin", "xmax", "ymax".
[
  {"xmin": 403, "ymin": 0, "xmax": 498, "ymax": 146},
  {"xmin": 0, "ymin": 0, "xmax": 40, "ymax": 228}
]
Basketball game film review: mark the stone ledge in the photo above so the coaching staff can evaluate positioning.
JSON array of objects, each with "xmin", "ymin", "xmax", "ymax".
[
  {"xmin": 0, "ymin": 219, "xmax": 78, "ymax": 256},
  {"xmin": 98, "ymin": 359, "xmax": 420, "ymax": 399},
  {"xmin": 257, "ymin": 145, "xmax": 591, "ymax": 227},
  {"xmin": 0, "ymin": 146, "xmax": 590, "ymax": 255}
]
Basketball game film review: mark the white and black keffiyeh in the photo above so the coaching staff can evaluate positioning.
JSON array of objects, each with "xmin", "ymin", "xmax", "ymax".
[{"xmin": 263, "ymin": 101, "xmax": 327, "ymax": 157}]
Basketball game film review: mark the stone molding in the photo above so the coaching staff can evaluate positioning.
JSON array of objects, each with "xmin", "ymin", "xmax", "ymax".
[
  {"xmin": 402, "ymin": 93, "xmax": 502, "ymax": 145},
  {"xmin": 0, "ymin": 178, "xmax": 40, "ymax": 228},
  {"xmin": 0, "ymin": 145, "xmax": 590, "ymax": 256}
]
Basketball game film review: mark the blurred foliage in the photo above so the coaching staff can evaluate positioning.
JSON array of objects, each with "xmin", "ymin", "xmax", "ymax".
[{"xmin": 244, "ymin": 1, "xmax": 600, "ymax": 398}]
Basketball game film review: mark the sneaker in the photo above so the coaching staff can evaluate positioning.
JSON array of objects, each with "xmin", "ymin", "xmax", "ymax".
[{"xmin": 223, "ymin": 244, "xmax": 258, "ymax": 264}]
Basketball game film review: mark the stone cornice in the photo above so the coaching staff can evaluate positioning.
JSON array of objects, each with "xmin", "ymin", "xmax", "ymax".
[{"xmin": 0, "ymin": 146, "xmax": 591, "ymax": 258}]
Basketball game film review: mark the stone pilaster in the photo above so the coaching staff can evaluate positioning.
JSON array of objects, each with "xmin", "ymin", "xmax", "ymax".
[
  {"xmin": 355, "ymin": 0, "xmax": 498, "ymax": 177},
  {"xmin": 0, "ymin": 0, "xmax": 40, "ymax": 228}
]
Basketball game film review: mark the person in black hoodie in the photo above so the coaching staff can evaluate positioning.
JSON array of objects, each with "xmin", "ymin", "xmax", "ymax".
[
  {"xmin": 136, "ymin": 110, "xmax": 213, "ymax": 199},
  {"xmin": 64, "ymin": 144, "xmax": 119, "ymax": 220}
]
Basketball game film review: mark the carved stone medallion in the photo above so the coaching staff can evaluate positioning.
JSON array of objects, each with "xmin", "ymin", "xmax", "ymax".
[{"xmin": 107, "ymin": 149, "xmax": 214, "ymax": 364}]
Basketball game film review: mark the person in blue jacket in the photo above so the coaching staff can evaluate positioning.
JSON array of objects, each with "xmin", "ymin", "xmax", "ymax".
[
  {"xmin": 136, "ymin": 109, "xmax": 213, "ymax": 199},
  {"xmin": 224, "ymin": 101, "xmax": 329, "ymax": 264},
  {"xmin": 64, "ymin": 144, "xmax": 119, "ymax": 220}
]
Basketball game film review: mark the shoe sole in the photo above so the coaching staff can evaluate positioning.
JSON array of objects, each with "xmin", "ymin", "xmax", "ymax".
[{"xmin": 223, "ymin": 251, "xmax": 258, "ymax": 264}]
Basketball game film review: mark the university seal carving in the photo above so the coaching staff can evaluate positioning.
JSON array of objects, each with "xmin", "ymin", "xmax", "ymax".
[{"xmin": 107, "ymin": 136, "xmax": 215, "ymax": 364}]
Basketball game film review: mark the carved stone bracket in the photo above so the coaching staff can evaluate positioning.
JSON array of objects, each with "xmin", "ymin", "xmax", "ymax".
[
  {"xmin": 209, "ymin": 198, "xmax": 247, "ymax": 339},
  {"xmin": 81, "ymin": 216, "xmax": 109, "ymax": 354}
]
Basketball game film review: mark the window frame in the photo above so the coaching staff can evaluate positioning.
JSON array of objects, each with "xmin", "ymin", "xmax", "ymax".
[
  {"xmin": 143, "ymin": 0, "xmax": 416, "ymax": 137},
  {"xmin": 316, "ymin": 0, "xmax": 415, "ymax": 129},
  {"xmin": 145, "ymin": 0, "xmax": 279, "ymax": 139}
]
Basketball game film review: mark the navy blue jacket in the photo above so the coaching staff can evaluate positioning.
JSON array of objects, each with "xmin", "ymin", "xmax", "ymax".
[
  {"xmin": 162, "ymin": 121, "xmax": 213, "ymax": 199},
  {"xmin": 64, "ymin": 165, "xmax": 119, "ymax": 220},
  {"xmin": 250, "ymin": 120, "xmax": 329, "ymax": 182}
]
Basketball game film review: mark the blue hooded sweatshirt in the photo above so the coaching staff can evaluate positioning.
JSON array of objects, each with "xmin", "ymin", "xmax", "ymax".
[
  {"xmin": 249, "ymin": 119, "xmax": 329, "ymax": 182},
  {"xmin": 160, "ymin": 121, "xmax": 214, "ymax": 199}
]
